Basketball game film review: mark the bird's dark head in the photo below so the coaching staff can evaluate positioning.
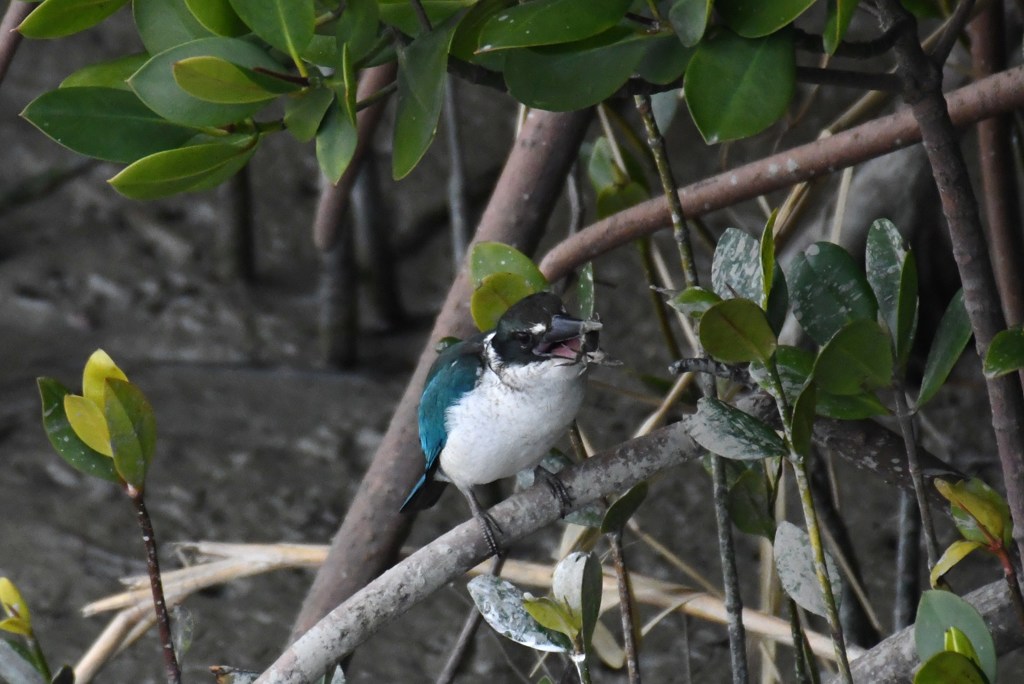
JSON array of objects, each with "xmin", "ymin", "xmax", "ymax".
[{"xmin": 490, "ymin": 292, "xmax": 601, "ymax": 366}]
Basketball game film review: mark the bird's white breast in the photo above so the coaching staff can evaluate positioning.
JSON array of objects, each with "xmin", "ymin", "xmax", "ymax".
[{"xmin": 439, "ymin": 354, "xmax": 587, "ymax": 489}]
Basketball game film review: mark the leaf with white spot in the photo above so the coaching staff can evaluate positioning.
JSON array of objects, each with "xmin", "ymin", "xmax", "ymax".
[
  {"xmin": 686, "ymin": 397, "xmax": 787, "ymax": 461},
  {"xmin": 468, "ymin": 576, "xmax": 572, "ymax": 653},
  {"xmin": 774, "ymin": 521, "xmax": 842, "ymax": 618}
]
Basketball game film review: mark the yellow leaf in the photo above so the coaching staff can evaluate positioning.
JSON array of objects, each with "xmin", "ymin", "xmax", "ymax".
[
  {"xmin": 64, "ymin": 394, "xmax": 113, "ymax": 457},
  {"xmin": 0, "ymin": 577, "xmax": 30, "ymax": 625},
  {"xmin": 82, "ymin": 349, "xmax": 127, "ymax": 407},
  {"xmin": 0, "ymin": 616, "xmax": 30, "ymax": 636},
  {"xmin": 930, "ymin": 539, "xmax": 984, "ymax": 587}
]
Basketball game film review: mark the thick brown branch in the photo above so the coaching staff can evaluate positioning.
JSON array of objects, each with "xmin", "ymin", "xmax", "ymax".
[{"xmin": 539, "ymin": 65, "xmax": 1024, "ymax": 282}]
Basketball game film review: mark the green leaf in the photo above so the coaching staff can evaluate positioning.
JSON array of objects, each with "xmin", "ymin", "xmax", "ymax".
[
  {"xmin": 284, "ymin": 87, "xmax": 335, "ymax": 142},
  {"xmin": 750, "ymin": 346, "xmax": 889, "ymax": 419},
  {"xmin": 471, "ymin": 272, "xmax": 538, "ymax": 331},
  {"xmin": 523, "ymin": 596, "xmax": 578, "ymax": 639},
  {"xmin": 470, "ymin": 242, "xmax": 548, "ymax": 291},
  {"xmin": 467, "ymin": 576, "xmax": 571, "ymax": 652},
  {"xmin": 173, "ymin": 56, "xmax": 294, "ymax": 104},
  {"xmin": 572, "ymin": 262, "xmax": 595, "ymax": 320},
  {"xmin": 914, "ymin": 650, "xmax": 988, "ymax": 684},
  {"xmin": 0, "ymin": 617, "xmax": 31, "ymax": 637},
  {"xmin": 865, "ymin": 218, "xmax": 918, "ymax": 367},
  {"xmin": 601, "ymin": 482, "xmax": 648, "ymax": 533},
  {"xmin": 935, "ymin": 478, "xmax": 1012, "ymax": 547},
  {"xmin": 0, "ymin": 639, "xmax": 45, "ymax": 684},
  {"xmin": 683, "ymin": 29, "xmax": 794, "ymax": 143},
  {"xmin": 83, "ymin": 349, "xmax": 128, "ymax": 407},
  {"xmin": 824, "ymin": 0, "xmax": 858, "ymax": 54},
  {"xmin": 60, "ymin": 53, "xmax": 149, "ymax": 90},
  {"xmin": 339, "ymin": 44, "xmax": 358, "ymax": 125},
  {"xmin": 945, "ymin": 626, "xmax": 982, "ymax": 668},
  {"xmin": 185, "ymin": 0, "xmax": 247, "ymax": 36},
  {"xmin": 108, "ymin": 138, "xmax": 258, "ymax": 199},
  {"xmin": 759, "ymin": 212, "xmax": 777, "ymax": 304},
  {"xmin": 228, "ymin": 0, "xmax": 315, "ymax": 57},
  {"xmin": 917, "ymin": 289, "xmax": 972, "ymax": 408},
  {"xmin": 727, "ymin": 466, "xmax": 775, "ymax": 538},
  {"xmin": 450, "ymin": 0, "xmax": 511, "ymax": 66},
  {"xmin": 983, "ymin": 327, "xmax": 1024, "ymax": 379},
  {"xmin": 668, "ymin": 286, "xmax": 721, "ymax": 320},
  {"xmin": 477, "ymin": 0, "xmax": 630, "ymax": 51},
  {"xmin": 392, "ymin": 12, "xmax": 461, "ymax": 179},
  {"xmin": 636, "ymin": 35, "xmax": 693, "ymax": 85},
  {"xmin": 790, "ymin": 381, "xmax": 816, "ymax": 457},
  {"xmin": 812, "ymin": 320, "xmax": 893, "ymax": 395},
  {"xmin": 316, "ymin": 101, "xmax": 358, "ymax": 184},
  {"xmin": 130, "ymin": 37, "xmax": 282, "ymax": 127},
  {"xmin": 930, "ymin": 540, "xmax": 984, "ymax": 588},
  {"xmin": 503, "ymin": 27, "xmax": 650, "ymax": 112},
  {"xmin": 717, "ymin": 0, "xmax": 815, "ymax": 37},
  {"xmin": 104, "ymin": 379, "xmax": 156, "ymax": 489},
  {"xmin": 774, "ymin": 520, "xmax": 842, "ymax": 618},
  {"xmin": 37, "ymin": 378, "xmax": 120, "ymax": 483},
  {"xmin": 668, "ymin": 0, "xmax": 712, "ymax": 47},
  {"xmin": 915, "ymin": 590, "xmax": 996, "ymax": 684},
  {"xmin": 22, "ymin": 87, "xmax": 197, "ymax": 164},
  {"xmin": 789, "ymin": 241, "xmax": 878, "ymax": 346},
  {"xmin": 378, "ymin": 0, "xmax": 474, "ymax": 37},
  {"xmin": 550, "ymin": 551, "xmax": 603, "ymax": 647},
  {"xmin": 18, "ymin": 0, "xmax": 129, "ymax": 38},
  {"xmin": 586, "ymin": 136, "xmax": 648, "ymax": 194},
  {"xmin": 133, "ymin": 0, "xmax": 212, "ymax": 54},
  {"xmin": 711, "ymin": 227, "xmax": 762, "ymax": 302},
  {"xmin": 687, "ymin": 397, "xmax": 787, "ymax": 461},
  {"xmin": 699, "ymin": 298, "xmax": 777, "ymax": 364},
  {"xmin": 336, "ymin": 0, "xmax": 380, "ymax": 62},
  {"xmin": 596, "ymin": 181, "xmax": 648, "ymax": 219}
]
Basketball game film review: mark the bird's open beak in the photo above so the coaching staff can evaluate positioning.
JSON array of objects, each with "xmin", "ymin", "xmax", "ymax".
[{"xmin": 535, "ymin": 315, "xmax": 602, "ymax": 359}]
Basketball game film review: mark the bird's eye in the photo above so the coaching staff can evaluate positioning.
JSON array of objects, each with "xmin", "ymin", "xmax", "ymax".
[{"xmin": 513, "ymin": 331, "xmax": 532, "ymax": 347}]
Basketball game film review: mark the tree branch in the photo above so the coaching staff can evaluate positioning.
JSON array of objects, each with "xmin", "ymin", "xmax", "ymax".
[
  {"xmin": 837, "ymin": 580, "xmax": 1023, "ymax": 683},
  {"xmin": 263, "ymin": 393, "xmax": 962, "ymax": 682},
  {"xmin": 539, "ymin": 64, "xmax": 1024, "ymax": 282}
]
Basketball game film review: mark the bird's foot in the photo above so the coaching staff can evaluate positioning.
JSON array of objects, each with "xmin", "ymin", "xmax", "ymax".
[
  {"xmin": 475, "ymin": 510, "xmax": 504, "ymax": 558},
  {"xmin": 534, "ymin": 466, "xmax": 573, "ymax": 517}
]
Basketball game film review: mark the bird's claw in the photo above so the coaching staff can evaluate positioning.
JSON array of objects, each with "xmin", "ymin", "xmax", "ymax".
[{"xmin": 534, "ymin": 466, "xmax": 573, "ymax": 517}]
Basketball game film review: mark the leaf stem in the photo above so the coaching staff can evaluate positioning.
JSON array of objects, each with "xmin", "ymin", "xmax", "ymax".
[
  {"xmin": 127, "ymin": 485, "xmax": 180, "ymax": 684},
  {"xmin": 791, "ymin": 463, "xmax": 852, "ymax": 683},
  {"xmin": 787, "ymin": 599, "xmax": 813, "ymax": 684}
]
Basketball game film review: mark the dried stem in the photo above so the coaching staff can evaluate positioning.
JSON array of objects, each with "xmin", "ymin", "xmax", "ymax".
[
  {"xmin": 875, "ymin": 0, "xmax": 1024, "ymax": 579},
  {"xmin": 608, "ymin": 530, "xmax": 641, "ymax": 683},
  {"xmin": 127, "ymin": 486, "xmax": 180, "ymax": 684},
  {"xmin": 634, "ymin": 91, "xmax": 749, "ymax": 682},
  {"xmin": 787, "ymin": 600, "xmax": 812, "ymax": 684},
  {"xmin": 443, "ymin": 76, "xmax": 470, "ymax": 265}
]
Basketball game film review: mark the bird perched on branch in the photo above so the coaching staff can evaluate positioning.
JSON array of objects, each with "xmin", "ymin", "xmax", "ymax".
[{"xmin": 401, "ymin": 292, "xmax": 604, "ymax": 556}]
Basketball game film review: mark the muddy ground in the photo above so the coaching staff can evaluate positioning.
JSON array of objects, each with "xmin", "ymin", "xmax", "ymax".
[{"xmin": 0, "ymin": 10, "xmax": 1020, "ymax": 684}]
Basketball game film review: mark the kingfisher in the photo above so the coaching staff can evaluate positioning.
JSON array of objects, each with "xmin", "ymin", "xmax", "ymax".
[{"xmin": 401, "ymin": 292, "xmax": 603, "ymax": 555}]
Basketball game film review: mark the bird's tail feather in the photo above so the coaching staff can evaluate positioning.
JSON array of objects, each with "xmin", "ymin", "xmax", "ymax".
[{"xmin": 400, "ymin": 475, "xmax": 448, "ymax": 512}]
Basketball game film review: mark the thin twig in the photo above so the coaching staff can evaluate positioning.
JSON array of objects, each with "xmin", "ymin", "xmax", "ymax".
[
  {"xmin": 790, "ymin": 25, "xmax": 902, "ymax": 59},
  {"xmin": 539, "ymin": 64, "xmax": 1024, "ymax": 282},
  {"xmin": 608, "ymin": 530, "xmax": 641, "ymax": 683},
  {"xmin": 893, "ymin": 490, "xmax": 921, "ymax": 628},
  {"xmin": 443, "ymin": 76, "xmax": 470, "ymax": 265},
  {"xmin": 127, "ymin": 486, "xmax": 180, "ymax": 684},
  {"xmin": 795, "ymin": 66, "xmax": 901, "ymax": 92},
  {"xmin": 929, "ymin": 0, "xmax": 977, "ymax": 67},
  {"xmin": 893, "ymin": 384, "xmax": 940, "ymax": 567},
  {"xmin": 0, "ymin": 0, "xmax": 31, "ymax": 87},
  {"xmin": 409, "ymin": 0, "xmax": 432, "ymax": 32},
  {"xmin": 634, "ymin": 91, "xmax": 749, "ymax": 683},
  {"xmin": 435, "ymin": 556, "xmax": 505, "ymax": 684}
]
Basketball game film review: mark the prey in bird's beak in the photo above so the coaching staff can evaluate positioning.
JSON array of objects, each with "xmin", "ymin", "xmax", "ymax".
[{"xmin": 534, "ymin": 315, "xmax": 604, "ymax": 366}]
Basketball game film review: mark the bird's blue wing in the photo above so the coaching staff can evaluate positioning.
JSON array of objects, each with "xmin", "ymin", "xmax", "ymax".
[{"xmin": 400, "ymin": 337, "xmax": 484, "ymax": 511}]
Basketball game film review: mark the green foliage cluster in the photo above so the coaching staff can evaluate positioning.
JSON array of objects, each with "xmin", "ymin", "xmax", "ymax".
[{"xmin": 19, "ymin": 0, "xmax": 946, "ymax": 200}]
